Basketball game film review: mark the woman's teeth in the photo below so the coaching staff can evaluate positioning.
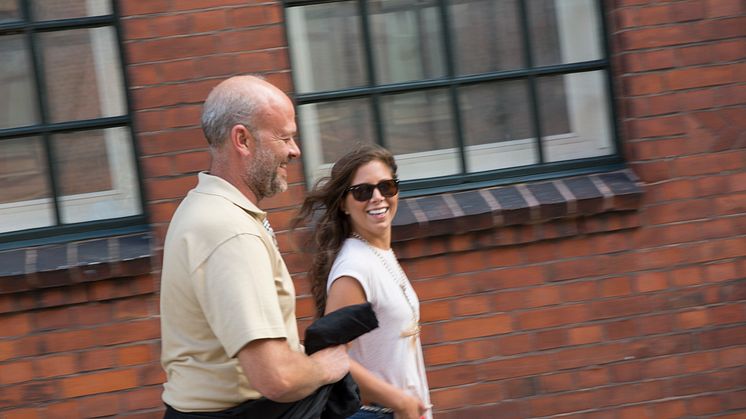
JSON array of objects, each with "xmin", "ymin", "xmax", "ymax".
[{"xmin": 367, "ymin": 208, "xmax": 387, "ymax": 215}]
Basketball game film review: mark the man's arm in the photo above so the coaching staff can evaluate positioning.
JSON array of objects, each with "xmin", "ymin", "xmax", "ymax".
[{"xmin": 237, "ymin": 338, "xmax": 349, "ymax": 402}]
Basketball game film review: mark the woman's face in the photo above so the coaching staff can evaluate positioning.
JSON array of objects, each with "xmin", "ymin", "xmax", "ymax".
[{"xmin": 341, "ymin": 159, "xmax": 398, "ymax": 248}]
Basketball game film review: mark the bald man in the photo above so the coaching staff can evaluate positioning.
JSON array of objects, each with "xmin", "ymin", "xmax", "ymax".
[{"xmin": 160, "ymin": 76, "xmax": 349, "ymax": 416}]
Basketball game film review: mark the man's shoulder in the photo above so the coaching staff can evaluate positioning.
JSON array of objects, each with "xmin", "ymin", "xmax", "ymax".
[{"xmin": 168, "ymin": 191, "xmax": 263, "ymax": 245}]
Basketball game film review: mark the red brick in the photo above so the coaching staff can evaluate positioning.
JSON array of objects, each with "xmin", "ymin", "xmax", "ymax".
[
  {"xmin": 637, "ymin": 5, "xmax": 672, "ymax": 25},
  {"xmin": 650, "ymin": 399, "xmax": 687, "ymax": 419},
  {"xmin": 120, "ymin": 386, "xmax": 164, "ymax": 411},
  {"xmin": 496, "ymin": 333, "xmax": 533, "ymax": 356},
  {"xmin": 689, "ymin": 394, "xmax": 722, "ymax": 415},
  {"xmin": 681, "ymin": 351, "xmax": 717, "ymax": 373},
  {"xmin": 420, "ymin": 300, "xmax": 451, "ymax": 322},
  {"xmin": 423, "ymin": 344, "xmax": 459, "ymax": 366},
  {"xmin": 561, "ymin": 281, "xmax": 598, "ymax": 302},
  {"xmin": 518, "ymin": 304, "xmax": 591, "ymax": 330},
  {"xmin": 127, "ymin": 34, "xmax": 219, "ymax": 64},
  {"xmin": 190, "ymin": 9, "xmax": 229, "ymax": 33},
  {"xmin": 706, "ymin": 0, "xmax": 745, "ymax": 17},
  {"xmin": 60, "ymin": 369, "xmax": 139, "ymax": 398},
  {"xmin": 439, "ymin": 314, "xmax": 512, "ymax": 341},
  {"xmin": 1, "ymin": 312, "xmax": 31, "ymax": 337},
  {"xmin": 450, "ymin": 295, "xmax": 492, "ymax": 316},
  {"xmin": 718, "ymin": 346, "xmax": 746, "ymax": 368},
  {"xmin": 635, "ymin": 271, "xmax": 669, "ymax": 293},
  {"xmin": 568, "ymin": 325, "xmax": 603, "ymax": 345},
  {"xmin": 600, "ymin": 277, "xmax": 633, "ymax": 297},
  {"xmin": 534, "ymin": 329, "xmax": 567, "ymax": 350},
  {"xmin": 624, "ymin": 73, "xmax": 666, "ymax": 96},
  {"xmin": 618, "ymin": 405, "xmax": 651, "ymax": 419},
  {"xmin": 76, "ymin": 393, "xmax": 120, "ymax": 418},
  {"xmin": 34, "ymin": 354, "xmax": 78, "ymax": 378},
  {"xmin": 171, "ymin": 151, "xmax": 211, "ymax": 174},
  {"xmin": 524, "ymin": 286, "xmax": 561, "ymax": 308},
  {"xmin": 427, "ymin": 364, "xmax": 478, "ymax": 388},
  {"xmin": 42, "ymin": 400, "xmax": 79, "ymax": 419},
  {"xmin": 576, "ymin": 366, "xmax": 609, "ymax": 388},
  {"xmin": 539, "ymin": 371, "xmax": 574, "ymax": 393},
  {"xmin": 529, "ymin": 389, "xmax": 599, "ymax": 416},
  {"xmin": 482, "ymin": 354, "xmax": 553, "ymax": 380},
  {"xmin": 677, "ymin": 308, "xmax": 709, "ymax": 329},
  {"xmin": 119, "ymin": 0, "xmax": 169, "ymax": 16},
  {"xmin": 145, "ymin": 175, "xmax": 199, "ymax": 201},
  {"xmin": 78, "ymin": 348, "xmax": 117, "ymax": 372},
  {"xmin": 636, "ymin": 313, "xmax": 676, "ymax": 335},
  {"xmin": 644, "ymin": 356, "xmax": 680, "ymax": 378},
  {"xmin": 620, "ymin": 26, "xmax": 697, "ymax": 50},
  {"xmin": 2, "ymin": 408, "xmax": 41, "ymax": 419},
  {"xmin": 0, "ymin": 360, "xmax": 34, "ymax": 385},
  {"xmin": 606, "ymin": 319, "xmax": 637, "ymax": 340},
  {"xmin": 630, "ymin": 115, "xmax": 688, "ymax": 138}
]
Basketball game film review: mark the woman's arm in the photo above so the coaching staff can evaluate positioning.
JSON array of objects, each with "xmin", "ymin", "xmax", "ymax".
[{"xmin": 326, "ymin": 276, "xmax": 426, "ymax": 419}]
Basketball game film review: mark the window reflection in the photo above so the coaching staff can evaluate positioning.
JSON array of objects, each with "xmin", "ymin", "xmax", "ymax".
[
  {"xmin": 370, "ymin": 0, "xmax": 446, "ymax": 84},
  {"xmin": 287, "ymin": 2, "xmax": 367, "ymax": 93},
  {"xmin": 40, "ymin": 27, "xmax": 127, "ymax": 123},
  {"xmin": 0, "ymin": 36, "xmax": 40, "ymax": 129}
]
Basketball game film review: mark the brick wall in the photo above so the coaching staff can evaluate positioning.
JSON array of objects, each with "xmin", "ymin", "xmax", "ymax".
[{"xmin": 0, "ymin": 0, "xmax": 743, "ymax": 418}]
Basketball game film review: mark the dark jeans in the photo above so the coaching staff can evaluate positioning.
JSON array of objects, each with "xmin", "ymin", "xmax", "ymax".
[{"xmin": 347, "ymin": 410, "xmax": 394, "ymax": 419}]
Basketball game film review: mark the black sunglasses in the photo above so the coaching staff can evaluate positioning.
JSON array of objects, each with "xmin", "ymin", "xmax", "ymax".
[{"xmin": 346, "ymin": 179, "xmax": 400, "ymax": 202}]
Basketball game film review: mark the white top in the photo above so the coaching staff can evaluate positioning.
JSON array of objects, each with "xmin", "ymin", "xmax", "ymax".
[{"xmin": 328, "ymin": 238, "xmax": 432, "ymax": 418}]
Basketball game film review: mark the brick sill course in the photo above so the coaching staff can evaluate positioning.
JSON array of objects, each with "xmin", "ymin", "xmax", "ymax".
[
  {"xmin": 0, "ymin": 169, "xmax": 642, "ymax": 293},
  {"xmin": 0, "ymin": 232, "xmax": 152, "ymax": 295},
  {"xmin": 392, "ymin": 168, "xmax": 643, "ymax": 247}
]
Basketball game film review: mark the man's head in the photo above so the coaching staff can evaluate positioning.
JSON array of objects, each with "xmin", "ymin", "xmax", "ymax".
[{"xmin": 201, "ymin": 76, "xmax": 300, "ymax": 202}]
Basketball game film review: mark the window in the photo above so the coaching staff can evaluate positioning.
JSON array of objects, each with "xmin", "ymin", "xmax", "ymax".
[
  {"xmin": 0, "ymin": 0, "xmax": 144, "ymax": 246},
  {"xmin": 285, "ymin": 0, "xmax": 621, "ymax": 193}
]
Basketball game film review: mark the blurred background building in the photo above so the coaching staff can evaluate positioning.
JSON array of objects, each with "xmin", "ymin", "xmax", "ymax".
[{"xmin": 0, "ymin": 0, "xmax": 744, "ymax": 417}]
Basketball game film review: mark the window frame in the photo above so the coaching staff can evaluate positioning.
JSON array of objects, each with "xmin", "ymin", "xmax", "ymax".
[
  {"xmin": 0, "ymin": 0, "xmax": 148, "ymax": 249},
  {"xmin": 283, "ymin": 0, "xmax": 624, "ymax": 197}
]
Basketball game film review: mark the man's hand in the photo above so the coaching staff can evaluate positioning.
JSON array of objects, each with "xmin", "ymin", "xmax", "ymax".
[{"xmin": 309, "ymin": 344, "xmax": 350, "ymax": 384}]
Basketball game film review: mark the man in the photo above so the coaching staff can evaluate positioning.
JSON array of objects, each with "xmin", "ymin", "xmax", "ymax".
[{"xmin": 160, "ymin": 75, "xmax": 349, "ymax": 416}]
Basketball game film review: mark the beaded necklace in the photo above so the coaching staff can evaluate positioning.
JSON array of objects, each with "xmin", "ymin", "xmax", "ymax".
[{"xmin": 350, "ymin": 232, "xmax": 421, "ymax": 341}]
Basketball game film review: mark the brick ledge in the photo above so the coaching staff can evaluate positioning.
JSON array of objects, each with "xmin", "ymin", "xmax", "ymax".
[
  {"xmin": 0, "ymin": 233, "xmax": 152, "ymax": 294},
  {"xmin": 392, "ymin": 169, "xmax": 643, "ymax": 243}
]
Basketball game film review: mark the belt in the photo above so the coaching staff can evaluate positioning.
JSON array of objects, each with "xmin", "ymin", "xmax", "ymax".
[{"xmin": 360, "ymin": 405, "xmax": 394, "ymax": 414}]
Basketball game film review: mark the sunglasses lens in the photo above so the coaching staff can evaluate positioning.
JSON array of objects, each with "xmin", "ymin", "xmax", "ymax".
[
  {"xmin": 351, "ymin": 184, "xmax": 374, "ymax": 201},
  {"xmin": 348, "ymin": 180, "xmax": 399, "ymax": 201},
  {"xmin": 378, "ymin": 180, "xmax": 399, "ymax": 197}
]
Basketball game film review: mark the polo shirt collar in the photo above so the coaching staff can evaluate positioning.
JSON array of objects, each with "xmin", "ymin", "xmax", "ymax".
[{"xmin": 195, "ymin": 171, "xmax": 265, "ymax": 216}]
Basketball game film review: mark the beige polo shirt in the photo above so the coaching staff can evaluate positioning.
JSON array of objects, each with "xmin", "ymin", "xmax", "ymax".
[{"xmin": 160, "ymin": 172, "xmax": 301, "ymax": 412}]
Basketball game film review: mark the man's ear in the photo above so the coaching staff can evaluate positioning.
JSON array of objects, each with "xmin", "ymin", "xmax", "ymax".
[{"xmin": 230, "ymin": 124, "xmax": 254, "ymax": 157}]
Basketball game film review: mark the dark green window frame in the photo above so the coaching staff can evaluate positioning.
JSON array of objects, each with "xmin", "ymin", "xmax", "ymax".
[
  {"xmin": 0, "ymin": 1, "xmax": 147, "ymax": 250},
  {"xmin": 284, "ymin": 0, "xmax": 624, "ymax": 197}
]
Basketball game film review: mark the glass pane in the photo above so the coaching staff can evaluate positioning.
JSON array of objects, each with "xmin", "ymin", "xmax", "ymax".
[
  {"xmin": 529, "ymin": 0, "xmax": 602, "ymax": 66},
  {"xmin": 287, "ymin": 2, "xmax": 367, "ymax": 93},
  {"xmin": 380, "ymin": 89, "xmax": 457, "ymax": 179},
  {"xmin": 52, "ymin": 127, "xmax": 142, "ymax": 224},
  {"xmin": 460, "ymin": 80, "xmax": 537, "ymax": 172},
  {"xmin": 538, "ymin": 71, "xmax": 614, "ymax": 163},
  {"xmin": 299, "ymin": 99, "xmax": 375, "ymax": 185},
  {"xmin": 451, "ymin": 0, "xmax": 525, "ymax": 75},
  {"xmin": 370, "ymin": 0, "xmax": 446, "ymax": 84},
  {"xmin": 0, "ymin": 0, "xmax": 20, "ymax": 22},
  {"xmin": 0, "ymin": 35, "xmax": 40, "ymax": 129},
  {"xmin": 0, "ymin": 137, "xmax": 55, "ymax": 232},
  {"xmin": 32, "ymin": 0, "xmax": 111, "ymax": 21},
  {"xmin": 40, "ymin": 27, "xmax": 126, "ymax": 123}
]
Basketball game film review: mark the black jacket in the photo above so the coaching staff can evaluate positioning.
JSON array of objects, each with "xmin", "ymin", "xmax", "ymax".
[{"xmin": 164, "ymin": 302, "xmax": 378, "ymax": 419}]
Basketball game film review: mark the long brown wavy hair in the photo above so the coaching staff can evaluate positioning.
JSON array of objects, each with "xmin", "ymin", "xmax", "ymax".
[{"xmin": 292, "ymin": 144, "xmax": 398, "ymax": 317}]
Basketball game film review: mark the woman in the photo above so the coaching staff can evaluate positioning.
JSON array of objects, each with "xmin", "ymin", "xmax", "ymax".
[{"xmin": 294, "ymin": 145, "xmax": 432, "ymax": 419}]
